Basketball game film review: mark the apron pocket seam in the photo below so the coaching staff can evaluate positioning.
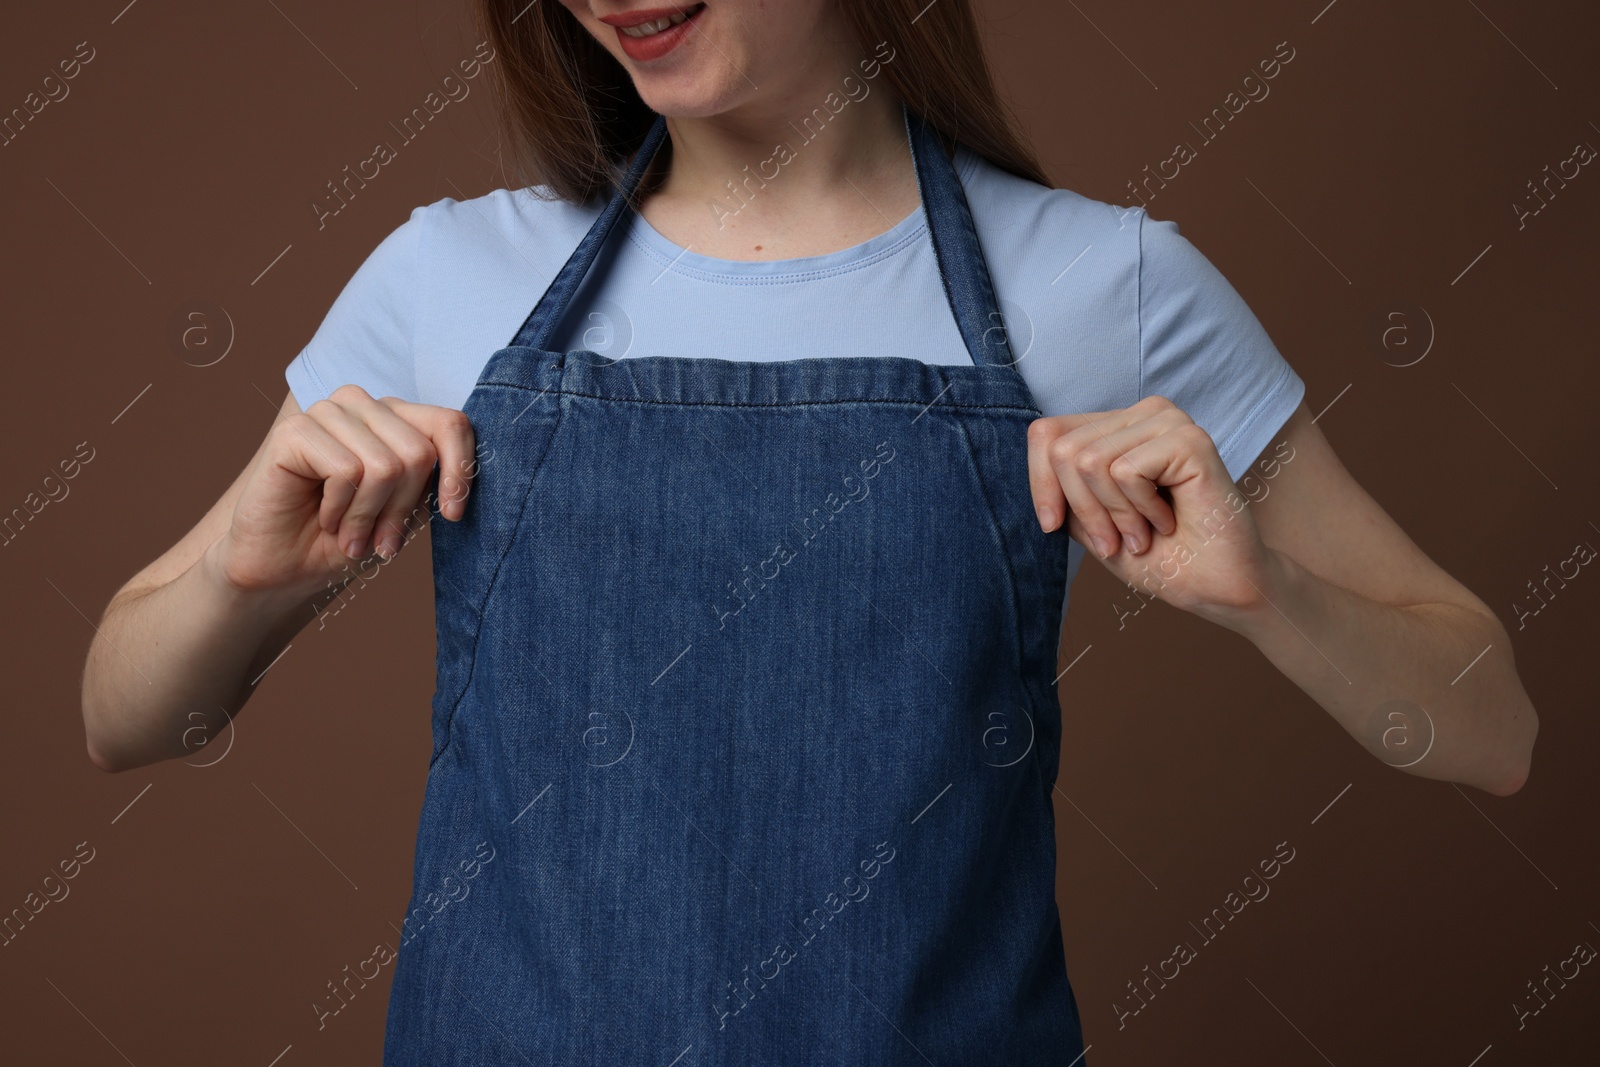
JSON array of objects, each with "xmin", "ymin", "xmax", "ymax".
[{"xmin": 429, "ymin": 388, "xmax": 566, "ymax": 770}]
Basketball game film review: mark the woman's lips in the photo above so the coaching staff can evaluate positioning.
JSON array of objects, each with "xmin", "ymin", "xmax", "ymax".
[{"xmin": 603, "ymin": 4, "xmax": 706, "ymax": 62}]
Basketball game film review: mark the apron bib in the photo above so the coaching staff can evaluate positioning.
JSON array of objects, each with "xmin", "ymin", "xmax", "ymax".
[{"xmin": 387, "ymin": 103, "xmax": 1087, "ymax": 1065}]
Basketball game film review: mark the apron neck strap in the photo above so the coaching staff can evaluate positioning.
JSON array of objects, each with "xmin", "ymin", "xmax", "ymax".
[{"xmin": 509, "ymin": 102, "xmax": 1016, "ymax": 369}]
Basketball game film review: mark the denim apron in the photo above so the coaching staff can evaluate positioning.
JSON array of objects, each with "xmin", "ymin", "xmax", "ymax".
[{"xmin": 386, "ymin": 103, "xmax": 1087, "ymax": 1065}]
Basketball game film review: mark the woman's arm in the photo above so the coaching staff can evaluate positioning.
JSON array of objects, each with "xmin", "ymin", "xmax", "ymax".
[
  {"xmin": 1202, "ymin": 401, "xmax": 1534, "ymax": 795},
  {"xmin": 1027, "ymin": 396, "xmax": 1537, "ymax": 796},
  {"xmin": 82, "ymin": 387, "xmax": 476, "ymax": 772},
  {"xmin": 83, "ymin": 391, "xmax": 317, "ymax": 771}
]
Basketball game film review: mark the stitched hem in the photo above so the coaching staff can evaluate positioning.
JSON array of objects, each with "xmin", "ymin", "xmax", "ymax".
[
  {"xmin": 286, "ymin": 349, "xmax": 330, "ymax": 407},
  {"xmin": 472, "ymin": 382, "xmax": 1041, "ymax": 416},
  {"xmin": 1214, "ymin": 361, "xmax": 1304, "ymax": 483}
]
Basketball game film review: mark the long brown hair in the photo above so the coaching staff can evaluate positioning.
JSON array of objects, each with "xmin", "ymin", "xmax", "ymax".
[{"xmin": 474, "ymin": 0, "xmax": 1052, "ymax": 204}]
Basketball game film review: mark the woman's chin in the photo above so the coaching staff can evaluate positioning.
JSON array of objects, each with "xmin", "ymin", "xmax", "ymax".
[
  {"xmin": 634, "ymin": 73, "xmax": 748, "ymax": 116},
  {"xmin": 633, "ymin": 84, "xmax": 747, "ymax": 120}
]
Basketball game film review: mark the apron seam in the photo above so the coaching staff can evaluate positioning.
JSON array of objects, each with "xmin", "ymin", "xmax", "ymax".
[
  {"xmin": 946, "ymin": 411, "xmax": 1060, "ymax": 808},
  {"xmin": 473, "ymin": 386, "xmax": 1040, "ymax": 416},
  {"xmin": 428, "ymin": 389, "xmax": 566, "ymax": 771},
  {"xmin": 945, "ymin": 412, "xmax": 1030, "ymax": 692}
]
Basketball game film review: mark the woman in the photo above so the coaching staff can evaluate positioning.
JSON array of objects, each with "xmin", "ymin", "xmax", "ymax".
[{"xmin": 81, "ymin": 0, "xmax": 1538, "ymax": 1062}]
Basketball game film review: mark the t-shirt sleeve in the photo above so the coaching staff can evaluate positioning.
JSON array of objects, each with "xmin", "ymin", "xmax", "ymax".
[
  {"xmin": 1135, "ymin": 207, "xmax": 1306, "ymax": 483},
  {"xmin": 283, "ymin": 206, "xmax": 425, "ymax": 409}
]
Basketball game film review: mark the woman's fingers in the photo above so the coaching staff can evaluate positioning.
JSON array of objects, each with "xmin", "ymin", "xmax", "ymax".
[
  {"xmin": 1074, "ymin": 415, "xmax": 1185, "ymax": 550},
  {"xmin": 1030, "ymin": 414, "xmax": 1122, "ymax": 554},
  {"xmin": 1027, "ymin": 406, "xmax": 1146, "ymax": 532},
  {"xmin": 1025, "ymin": 419, "xmax": 1072, "ymax": 533},
  {"xmin": 300, "ymin": 388, "xmax": 480, "ymax": 560},
  {"xmin": 1053, "ymin": 427, "xmax": 1143, "ymax": 558},
  {"xmin": 305, "ymin": 394, "xmax": 411, "ymax": 559},
  {"xmin": 381, "ymin": 398, "xmax": 477, "ymax": 522},
  {"xmin": 342, "ymin": 396, "xmax": 452, "ymax": 560},
  {"xmin": 268, "ymin": 413, "xmax": 364, "ymax": 525},
  {"xmin": 1027, "ymin": 397, "xmax": 1189, "ymax": 558},
  {"xmin": 1107, "ymin": 435, "xmax": 1180, "ymax": 541}
]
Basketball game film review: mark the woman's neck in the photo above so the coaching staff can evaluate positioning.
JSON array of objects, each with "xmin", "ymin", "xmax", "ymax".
[{"xmin": 640, "ymin": 87, "xmax": 923, "ymax": 262}]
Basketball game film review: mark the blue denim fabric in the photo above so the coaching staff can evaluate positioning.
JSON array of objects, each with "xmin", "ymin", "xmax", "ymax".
[{"xmin": 386, "ymin": 104, "xmax": 1087, "ymax": 1065}]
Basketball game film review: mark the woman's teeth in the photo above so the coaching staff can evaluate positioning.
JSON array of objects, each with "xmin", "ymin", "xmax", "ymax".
[{"xmin": 621, "ymin": 10, "xmax": 695, "ymax": 37}]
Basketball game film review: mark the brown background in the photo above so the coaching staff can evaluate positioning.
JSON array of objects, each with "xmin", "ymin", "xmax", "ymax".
[{"xmin": 3, "ymin": 0, "xmax": 1596, "ymax": 1063}]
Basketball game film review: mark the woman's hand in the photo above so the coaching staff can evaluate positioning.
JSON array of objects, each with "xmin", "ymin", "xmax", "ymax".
[
  {"xmin": 211, "ymin": 384, "xmax": 478, "ymax": 600},
  {"xmin": 1027, "ymin": 394, "xmax": 1273, "ymax": 621}
]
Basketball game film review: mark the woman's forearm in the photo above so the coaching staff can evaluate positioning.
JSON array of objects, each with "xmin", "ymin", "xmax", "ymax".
[
  {"xmin": 82, "ymin": 536, "xmax": 318, "ymax": 772},
  {"xmin": 1213, "ymin": 546, "xmax": 1537, "ymax": 795}
]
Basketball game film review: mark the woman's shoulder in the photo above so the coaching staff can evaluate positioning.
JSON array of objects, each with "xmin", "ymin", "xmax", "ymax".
[
  {"xmin": 958, "ymin": 148, "xmax": 1144, "ymax": 256},
  {"xmin": 406, "ymin": 185, "xmax": 605, "ymax": 269},
  {"xmin": 954, "ymin": 146, "xmax": 1151, "ymax": 317},
  {"xmin": 954, "ymin": 147, "xmax": 1149, "ymax": 345},
  {"xmin": 956, "ymin": 147, "xmax": 1260, "ymax": 316},
  {"xmin": 955, "ymin": 148, "xmax": 1305, "ymax": 488}
]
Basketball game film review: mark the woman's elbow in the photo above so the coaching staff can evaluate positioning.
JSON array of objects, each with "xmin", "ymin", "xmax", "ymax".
[{"xmin": 1488, "ymin": 704, "xmax": 1539, "ymax": 797}]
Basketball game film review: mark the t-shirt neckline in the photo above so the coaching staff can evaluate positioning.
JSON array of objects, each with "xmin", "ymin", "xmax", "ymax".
[{"xmin": 623, "ymin": 146, "xmax": 979, "ymax": 283}]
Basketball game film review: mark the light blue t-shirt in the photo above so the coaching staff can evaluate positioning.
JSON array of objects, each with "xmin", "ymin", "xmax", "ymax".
[{"xmin": 285, "ymin": 144, "xmax": 1305, "ymax": 617}]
